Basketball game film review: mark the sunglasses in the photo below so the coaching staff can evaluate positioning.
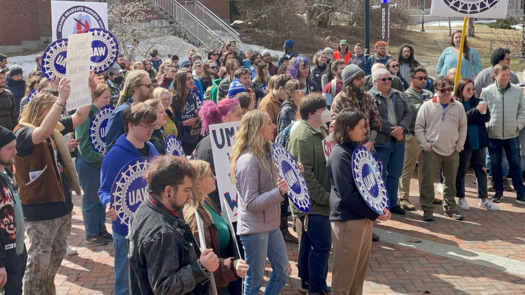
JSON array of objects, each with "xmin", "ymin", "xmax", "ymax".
[
  {"xmin": 211, "ymin": 53, "xmax": 218, "ymax": 56},
  {"xmin": 437, "ymin": 87, "xmax": 454, "ymax": 93},
  {"xmin": 465, "ymin": 87, "xmax": 474, "ymax": 92},
  {"xmin": 379, "ymin": 77, "xmax": 392, "ymax": 82},
  {"xmin": 413, "ymin": 76, "xmax": 427, "ymax": 81},
  {"xmin": 209, "ymin": 66, "xmax": 218, "ymax": 69},
  {"xmin": 390, "ymin": 64, "xmax": 399, "ymax": 68}
]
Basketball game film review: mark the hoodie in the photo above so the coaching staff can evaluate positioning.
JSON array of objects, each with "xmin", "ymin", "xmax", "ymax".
[{"xmin": 98, "ymin": 133, "xmax": 158, "ymax": 236}]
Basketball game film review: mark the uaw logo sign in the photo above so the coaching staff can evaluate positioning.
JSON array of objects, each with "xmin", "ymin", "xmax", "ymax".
[
  {"xmin": 271, "ymin": 143, "xmax": 311, "ymax": 212},
  {"xmin": 165, "ymin": 135, "xmax": 185, "ymax": 156},
  {"xmin": 352, "ymin": 146, "xmax": 389, "ymax": 215},
  {"xmin": 430, "ymin": 0, "xmax": 508, "ymax": 18},
  {"xmin": 111, "ymin": 157, "xmax": 151, "ymax": 231},
  {"xmin": 86, "ymin": 28, "xmax": 118, "ymax": 74},
  {"xmin": 56, "ymin": 5, "xmax": 105, "ymax": 39},
  {"xmin": 89, "ymin": 105, "xmax": 115, "ymax": 154},
  {"xmin": 42, "ymin": 38, "xmax": 69, "ymax": 80}
]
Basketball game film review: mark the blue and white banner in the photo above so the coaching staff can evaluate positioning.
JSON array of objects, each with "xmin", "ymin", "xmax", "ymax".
[
  {"xmin": 42, "ymin": 38, "xmax": 69, "ymax": 81},
  {"xmin": 165, "ymin": 135, "xmax": 185, "ymax": 157},
  {"xmin": 52, "ymin": 1, "xmax": 108, "ymax": 40},
  {"xmin": 86, "ymin": 28, "xmax": 119, "ymax": 74},
  {"xmin": 110, "ymin": 157, "xmax": 151, "ymax": 232},
  {"xmin": 430, "ymin": 0, "xmax": 509, "ymax": 19},
  {"xmin": 89, "ymin": 105, "xmax": 115, "ymax": 154},
  {"xmin": 271, "ymin": 143, "xmax": 311, "ymax": 213},
  {"xmin": 352, "ymin": 145, "xmax": 389, "ymax": 215}
]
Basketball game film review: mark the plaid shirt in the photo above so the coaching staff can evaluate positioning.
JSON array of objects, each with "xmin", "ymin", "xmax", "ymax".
[{"xmin": 330, "ymin": 89, "xmax": 382, "ymax": 144}]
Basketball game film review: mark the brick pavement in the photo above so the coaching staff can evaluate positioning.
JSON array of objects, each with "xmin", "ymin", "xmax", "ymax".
[{"xmin": 52, "ymin": 172, "xmax": 525, "ymax": 294}]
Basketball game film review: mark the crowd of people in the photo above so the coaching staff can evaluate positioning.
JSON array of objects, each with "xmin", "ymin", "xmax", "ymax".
[{"xmin": 0, "ymin": 30, "xmax": 524, "ymax": 294}]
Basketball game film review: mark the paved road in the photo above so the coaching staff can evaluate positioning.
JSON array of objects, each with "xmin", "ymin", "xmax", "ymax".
[{"xmin": 53, "ymin": 172, "xmax": 525, "ymax": 294}]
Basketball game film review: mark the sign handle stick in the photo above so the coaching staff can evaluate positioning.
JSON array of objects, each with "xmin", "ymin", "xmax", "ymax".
[
  {"xmin": 454, "ymin": 17, "xmax": 468, "ymax": 87},
  {"xmin": 194, "ymin": 211, "xmax": 218, "ymax": 295}
]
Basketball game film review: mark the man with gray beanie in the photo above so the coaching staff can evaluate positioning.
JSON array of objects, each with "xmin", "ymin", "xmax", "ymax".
[
  {"xmin": 330, "ymin": 63, "xmax": 383, "ymax": 242},
  {"xmin": 331, "ymin": 64, "xmax": 382, "ymax": 151},
  {"xmin": 0, "ymin": 125, "xmax": 27, "ymax": 294}
]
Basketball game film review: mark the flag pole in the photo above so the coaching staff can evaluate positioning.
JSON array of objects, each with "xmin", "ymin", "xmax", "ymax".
[{"xmin": 455, "ymin": 17, "xmax": 468, "ymax": 87}]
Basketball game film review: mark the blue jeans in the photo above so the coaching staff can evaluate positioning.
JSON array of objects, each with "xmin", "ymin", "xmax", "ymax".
[
  {"xmin": 298, "ymin": 215, "xmax": 331, "ymax": 292},
  {"xmin": 75, "ymin": 155, "xmax": 107, "ymax": 236},
  {"xmin": 519, "ymin": 126, "xmax": 525, "ymax": 170},
  {"xmin": 488, "ymin": 137, "xmax": 525, "ymax": 194},
  {"xmin": 375, "ymin": 140, "xmax": 405, "ymax": 208},
  {"xmin": 486, "ymin": 150, "xmax": 508, "ymax": 176},
  {"xmin": 113, "ymin": 232, "xmax": 129, "ymax": 295},
  {"xmin": 240, "ymin": 228, "xmax": 290, "ymax": 295}
]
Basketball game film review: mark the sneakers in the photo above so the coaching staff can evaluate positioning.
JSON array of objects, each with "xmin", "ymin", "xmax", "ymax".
[
  {"xmin": 299, "ymin": 280, "xmax": 309, "ymax": 293},
  {"xmin": 517, "ymin": 194, "xmax": 525, "ymax": 205},
  {"xmin": 479, "ymin": 199, "xmax": 500, "ymax": 210},
  {"xmin": 457, "ymin": 198, "xmax": 470, "ymax": 210},
  {"xmin": 372, "ymin": 232, "xmax": 380, "ymax": 242},
  {"xmin": 100, "ymin": 231, "xmax": 113, "ymax": 242},
  {"xmin": 423, "ymin": 210, "xmax": 434, "ymax": 222},
  {"xmin": 66, "ymin": 245, "xmax": 78, "ymax": 256},
  {"xmin": 400, "ymin": 199, "xmax": 416, "ymax": 211},
  {"xmin": 491, "ymin": 192, "xmax": 504, "ymax": 203},
  {"xmin": 390, "ymin": 206, "xmax": 406, "ymax": 215},
  {"xmin": 86, "ymin": 235, "xmax": 108, "ymax": 246},
  {"xmin": 445, "ymin": 211, "xmax": 464, "ymax": 220}
]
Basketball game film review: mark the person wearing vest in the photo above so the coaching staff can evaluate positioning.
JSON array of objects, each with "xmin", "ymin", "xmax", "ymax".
[
  {"xmin": 333, "ymin": 39, "xmax": 351, "ymax": 65},
  {"xmin": 13, "ymin": 77, "xmax": 92, "ymax": 294},
  {"xmin": 0, "ymin": 126, "xmax": 27, "ymax": 294}
]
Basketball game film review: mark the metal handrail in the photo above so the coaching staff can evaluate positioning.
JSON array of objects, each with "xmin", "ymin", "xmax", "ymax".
[
  {"xmin": 190, "ymin": 0, "xmax": 240, "ymax": 42},
  {"xmin": 147, "ymin": 0, "xmax": 223, "ymax": 49}
]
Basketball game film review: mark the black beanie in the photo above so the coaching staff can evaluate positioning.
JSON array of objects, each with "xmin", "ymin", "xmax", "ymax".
[{"xmin": 0, "ymin": 126, "xmax": 16, "ymax": 149}]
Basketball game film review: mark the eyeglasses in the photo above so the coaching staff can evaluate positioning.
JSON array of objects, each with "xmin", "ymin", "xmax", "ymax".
[
  {"xmin": 413, "ymin": 76, "xmax": 427, "ymax": 81},
  {"xmin": 437, "ymin": 87, "xmax": 454, "ymax": 93},
  {"xmin": 138, "ymin": 124, "xmax": 155, "ymax": 130},
  {"xmin": 390, "ymin": 64, "xmax": 399, "ymax": 68},
  {"xmin": 139, "ymin": 83, "xmax": 154, "ymax": 88},
  {"xmin": 211, "ymin": 53, "xmax": 218, "ymax": 56},
  {"xmin": 209, "ymin": 66, "xmax": 218, "ymax": 69},
  {"xmin": 169, "ymin": 70, "xmax": 177, "ymax": 73},
  {"xmin": 465, "ymin": 87, "xmax": 474, "ymax": 92},
  {"xmin": 379, "ymin": 77, "xmax": 392, "ymax": 82}
]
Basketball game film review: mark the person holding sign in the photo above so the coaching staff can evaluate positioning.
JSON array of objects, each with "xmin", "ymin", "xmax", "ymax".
[
  {"xmin": 74, "ymin": 84, "xmax": 112, "ymax": 246},
  {"xmin": 327, "ymin": 109, "xmax": 391, "ymax": 295},
  {"xmin": 184, "ymin": 160, "xmax": 249, "ymax": 295},
  {"xmin": 230, "ymin": 110, "xmax": 292, "ymax": 295},
  {"xmin": 436, "ymin": 30, "xmax": 482, "ymax": 80},
  {"xmin": 98, "ymin": 103, "xmax": 159, "ymax": 295},
  {"xmin": 13, "ymin": 76, "xmax": 93, "ymax": 294},
  {"xmin": 287, "ymin": 94, "xmax": 332, "ymax": 294},
  {"xmin": 128, "ymin": 156, "xmax": 219, "ymax": 294}
]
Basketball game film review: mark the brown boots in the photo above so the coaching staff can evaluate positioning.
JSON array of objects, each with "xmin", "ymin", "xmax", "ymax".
[{"xmin": 280, "ymin": 216, "xmax": 298, "ymax": 244}]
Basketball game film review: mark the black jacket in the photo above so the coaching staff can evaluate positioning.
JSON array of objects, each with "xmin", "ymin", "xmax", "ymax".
[
  {"xmin": 128, "ymin": 199, "xmax": 211, "ymax": 295},
  {"xmin": 463, "ymin": 97, "xmax": 490, "ymax": 150},
  {"xmin": 327, "ymin": 142, "xmax": 380, "ymax": 222}
]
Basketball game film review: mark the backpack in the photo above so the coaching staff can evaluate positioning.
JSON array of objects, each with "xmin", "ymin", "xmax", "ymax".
[
  {"xmin": 276, "ymin": 121, "xmax": 300, "ymax": 148},
  {"xmin": 322, "ymin": 79, "xmax": 337, "ymax": 106}
]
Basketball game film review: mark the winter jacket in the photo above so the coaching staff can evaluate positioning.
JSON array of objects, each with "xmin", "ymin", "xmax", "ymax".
[
  {"xmin": 287, "ymin": 121, "xmax": 330, "ymax": 217},
  {"xmin": 368, "ymin": 87, "xmax": 413, "ymax": 147},
  {"xmin": 311, "ymin": 64, "xmax": 328, "ymax": 90},
  {"xmin": 5, "ymin": 78, "xmax": 25, "ymax": 112},
  {"xmin": 481, "ymin": 83, "xmax": 525, "ymax": 140},
  {"xmin": 105, "ymin": 98, "xmax": 132, "ymax": 151},
  {"xmin": 474, "ymin": 67, "xmax": 520, "ymax": 97},
  {"xmin": 327, "ymin": 142, "xmax": 380, "ymax": 222},
  {"xmin": 461, "ymin": 97, "xmax": 490, "ymax": 150},
  {"xmin": 404, "ymin": 87, "xmax": 433, "ymax": 132},
  {"xmin": 277, "ymin": 99, "xmax": 297, "ymax": 134},
  {"xmin": 364, "ymin": 54, "xmax": 391, "ymax": 76},
  {"xmin": 235, "ymin": 150, "xmax": 283, "ymax": 236},
  {"xmin": 0, "ymin": 89, "xmax": 17, "ymax": 130},
  {"xmin": 415, "ymin": 97, "xmax": 467, "ymax": 156},
  {"xmin": 98, "ymin": 133, "xmax": 158, "ymax": 236},
  {"xmin": 128, "ymin": 198, "xmax": 210, "ymax": 295}
]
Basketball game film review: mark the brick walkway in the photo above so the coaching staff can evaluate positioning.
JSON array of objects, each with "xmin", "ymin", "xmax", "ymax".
[{"xmin": 53, "ymin": 172, "xmax": 525, "ymax": 294}]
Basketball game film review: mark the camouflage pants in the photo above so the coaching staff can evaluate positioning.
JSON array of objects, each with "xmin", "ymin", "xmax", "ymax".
[{"xmin": 23, "ymin": 212, "xmax": 72, "ymax": 295}]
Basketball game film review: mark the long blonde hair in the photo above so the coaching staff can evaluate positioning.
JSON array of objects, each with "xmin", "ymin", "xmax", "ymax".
[
  {"xmin": 117, "ymin": 70, "xmax": 149, "ymax": 106},
  {"xmin": 183, "ymin": 160, "xmax": 212, "ymax": 223},
  {"xmin": 230, "ymin": 110, "xmax": 274, "ymax": 183},
  {"xmin": 20, "ymin": 92, "xmax": 56, "ymax": 126}
]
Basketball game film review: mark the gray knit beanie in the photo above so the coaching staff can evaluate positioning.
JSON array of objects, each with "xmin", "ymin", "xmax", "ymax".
[{"xmin": 342, "ymin": 64, "xmax": 364, "ymax": 87}]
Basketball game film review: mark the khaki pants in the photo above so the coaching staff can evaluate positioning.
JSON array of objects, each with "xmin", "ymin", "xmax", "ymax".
[
  {"xmin": 398, "ymin": 135, "xmax": 423, "ymax": 201},
  {"xmin": 420, "ymin": 150, "xmax": 459, "ymax": 212},
  {"xmin": 23, "ymin": 212, "xmax": 72, "ymax": 295},
  {"xmin": 331, "ymin": 219, "xmax": 373, "ymax": 295}
]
